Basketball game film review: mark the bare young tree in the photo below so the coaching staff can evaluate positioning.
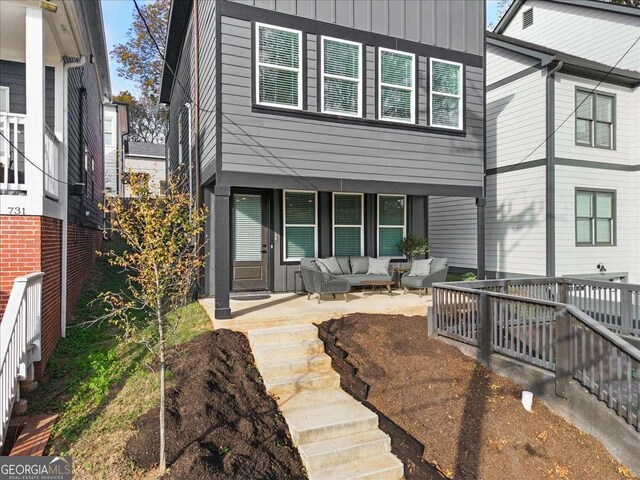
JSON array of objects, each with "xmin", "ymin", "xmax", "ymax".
[{"xmin": 98, "ymin": 173, "xmax": 206, "ymax": 473}]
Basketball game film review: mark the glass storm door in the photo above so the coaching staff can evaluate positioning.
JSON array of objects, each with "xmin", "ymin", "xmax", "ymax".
[{"xmin": 232, "ymin": 193, "xmax": 268, "ymax": 291}]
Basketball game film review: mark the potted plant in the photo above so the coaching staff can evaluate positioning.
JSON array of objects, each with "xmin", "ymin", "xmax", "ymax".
[{"xmin": 397, "ymin": 235, "xmax": 430, "ymax": 263}]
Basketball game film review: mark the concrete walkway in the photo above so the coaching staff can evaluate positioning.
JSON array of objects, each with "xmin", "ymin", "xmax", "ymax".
[{"xmin": 248, "ymin": 323, "xmax": 404, "ymax": 479}]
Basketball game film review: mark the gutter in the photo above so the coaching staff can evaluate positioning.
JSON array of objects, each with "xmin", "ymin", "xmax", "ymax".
[{"xmin": 61, "ymin": 55, "xmax": 87, "ymax": 338}]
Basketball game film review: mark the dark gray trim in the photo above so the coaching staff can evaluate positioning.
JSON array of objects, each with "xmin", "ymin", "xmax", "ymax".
[
  {"xmin": 481, "ymin": 9, "xmax": 487, "ymax": 281},
  {"xmin": 223, "ymin": 171, "xmax": 483, "ymax": 198},
  {"xmin": 476, "ymin": 198, "xmax": 486, "ymax": 280},
  {"xmin": 215, "ymin": 4, "xmax": 223, "ymax": 183},
  {"xmin": 574, "ymin": 187, "xmax": 617, "ymax": 247},
  {"xmin": 487, "ymin": 35, "xmax": 555, "ymax": 68},
  {"xmin": 218, "ymin": 0, "xmax": 484, "ymax": 68},
  {"xmin": 251, "ymin": 104, "xmax": 467, "ymax": 137},
  {"xmin": 487, "ymin": 65, "xmax": 541, "ymax": 92},
  {"xmin": 486, "ymin": 158, "xmax": 546, "ymax": 176},
  {"xmin": 546, "ymin": 62, "xmax": 558, "ymax": 277},
  {"xmin": 302, "ymin": 33, "xmax": 308, "ymax": 111},
  {"xmin": 574, "ymin": 87, "xmax": 616, "ymax": 151},
  {"xmin": 316, "ymin": 34, "xmax": 322, "ymax": 113},
  {"xmin": 160, "ymin": 0, "xmax": 194, "ymax": 103},
  {"xmin": 213, "ymin": 190, "xmax": 231, "ymax": 319},
  {"xmin": 555, "ymin": 158, "xmax": 640, "ymax": 171}
]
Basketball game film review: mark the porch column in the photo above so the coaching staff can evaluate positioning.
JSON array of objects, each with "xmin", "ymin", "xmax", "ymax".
[
  {"xmin": 24, "ymin": 7, "xmax": 45, "ymax": 203},
  {"xmin": 476, "ymin": 197, "xmax": 486, "ymax": 279},
  {"xmin": 213, "ymin": 185, "xmax": 231, "ymax": 319}
]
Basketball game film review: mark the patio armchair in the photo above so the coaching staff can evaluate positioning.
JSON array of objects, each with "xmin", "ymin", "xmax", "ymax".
[
  {"xmin": 300, "ymin": 258, "xmax": 351, "ymax": 304},
  {"xmin": 401, "ymin": 257, "xmax": 449, "ymax": 297}
]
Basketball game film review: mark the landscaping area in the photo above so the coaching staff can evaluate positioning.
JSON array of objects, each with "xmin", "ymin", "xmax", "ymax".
[
  {"xmin": 321, "ymin": 314, "xmax": 637, "ymax": 480},
  {"xmin": 25, "ymin": 239, "xmax": 305, "ymax": 479}
]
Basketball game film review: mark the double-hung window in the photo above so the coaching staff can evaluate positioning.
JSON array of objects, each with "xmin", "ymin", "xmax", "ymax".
[
  {"xmin": 0, "ymin": 86, "xmax": 9, "ymax": 113},
  {"xmin": 575, "ymin": 189, "xmax": 615, "ymax": 246},
  {"xmin": 333, "ymin": 193, "xmax": 364, "ymax": 256},
  {"xmin": 377, "ymin": 194, "xmax": 406, "ymax": 257},
  {"xmin": 378, "ymin": 48, "xmax": 415, "ymax": 123},
  {"xmin": 576, "ymin": 89, "xmax": 614, "ymax": 149},
  {"xmin": 430, "ymin": 59, "xmax": 463, "ymax": 129},
  {"xmin": 255, "ymin": 23, "xmax": 302, "ymax": 109},
  {"xmin": 321, "ymin": 37, "xmax": 362, "ymax": 117},
  {"xmin": 104, "ymin": 117, "xmax": 114, "ymax": 147},
  {"xmin": 283, "ymin": 190, "xmax": 317, "ymax": 261}
]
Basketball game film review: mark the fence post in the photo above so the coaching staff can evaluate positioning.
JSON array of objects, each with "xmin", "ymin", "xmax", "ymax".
[
  {"xmin": 558, "ymin": 280, "xmax": 568, "ymax": 305},
  {"xmin": 555, "ymin": 307, "xmax": 571, "ymax": 399},
  {"xmin": 478, "ymin": 292, "xmax": 492, "ymax": 362},
  {"xmin": 620, "ymin": 287, "xmax": 631, "ymax": 336}
]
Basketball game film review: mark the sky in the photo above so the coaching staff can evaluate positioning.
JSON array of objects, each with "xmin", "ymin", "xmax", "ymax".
[{"xmin": 101, "ymin": 0, "xmax": 504, "ymax": 97}]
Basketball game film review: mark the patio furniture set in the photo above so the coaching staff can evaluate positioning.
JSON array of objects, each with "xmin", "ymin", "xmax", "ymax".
[{"xmin": 300, "ymin": 256, "xmax": 449, "ymax": 303}]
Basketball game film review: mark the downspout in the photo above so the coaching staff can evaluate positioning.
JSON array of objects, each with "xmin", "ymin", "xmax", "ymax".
[
  {"xmin": 61, "ymin": 55, "xmax": 86, "ymax": 338},
  {"xmin": 545, "ymin": 60, "xmax": 563, "ymax": 278},
  {"xmin": 193, "ymin": 0, "xmax": 203, "ymax": 295},
  {"xmin": 186, "ymin": 102, "xmax": 193, "ymax": 220}
]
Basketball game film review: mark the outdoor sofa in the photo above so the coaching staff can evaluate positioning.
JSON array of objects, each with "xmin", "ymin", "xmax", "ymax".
[
  {"xmin": 401, "ymin": 257, "xmax": 449, "ymax": 297},
  {"xmin": 300, "ymin": 256, "xmax": 393, "ymax": 303}
]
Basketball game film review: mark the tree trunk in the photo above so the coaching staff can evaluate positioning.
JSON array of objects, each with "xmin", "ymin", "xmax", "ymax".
[{"xmin": 158, "ymin": 311, "xmax": 166, "ymax": 473}]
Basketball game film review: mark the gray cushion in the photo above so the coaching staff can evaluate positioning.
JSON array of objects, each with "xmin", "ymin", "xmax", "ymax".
[
  {"xmin": 300, "ymin": 258, "xmax": 321, "ymax": 272},
  {"xmin": 367, "ymin": 257, "xmax": 390, "ymax": 275},
  {"xmin": 317, "ymin": 257, "xmax": 342, "ymax": 275},
  {"xmin": 343, "ymin": 274, "xmax": 392, "ymax": 286},
  {"xmin": 335, "ymin": 256, "xmax": 352, "ymax": 275},
  {"xmin": 430, "ymin": 257, "xmax": 448, "ymax": 273},
  {"xmin": 409, "ymin": 259, "xmax": 433, "ymax": 277},
  {"xmin": 350, "ymin": 256, "xmax": 370, "ymax": 274},
  {"xmin": 402, "ymin": 275, "xmax": 426, "ymax": 288}
]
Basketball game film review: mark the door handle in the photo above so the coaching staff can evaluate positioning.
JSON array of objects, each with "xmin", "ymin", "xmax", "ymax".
[{"xmin": 261, "ymin": 249, "xmax": 268, "ymax": 254}]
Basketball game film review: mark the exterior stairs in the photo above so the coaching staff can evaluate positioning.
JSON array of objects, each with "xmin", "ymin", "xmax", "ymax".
[{"xmin": 248, "ymin": 324, "xmax": 404, "ymax": 479}]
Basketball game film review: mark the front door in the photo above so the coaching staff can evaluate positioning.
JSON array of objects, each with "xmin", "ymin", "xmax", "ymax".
[{"xmin": 232, "ymin": 192, "xmax": 269, "ymax": 291}]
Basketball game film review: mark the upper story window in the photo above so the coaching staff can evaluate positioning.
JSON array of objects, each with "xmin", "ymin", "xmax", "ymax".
[
  {"xmin": 333, "ymin": 193, "xmax": 364, "ymax": 256},
  {"xmin": 576, "ymin": 89, "xmax": 614, "ymax": 149},
  {"xmin": 321, "ymin": 37, "xmax": 362, "ymax": 117},
  {"xmin": 430, "ymin": 59, "xmax": 463, "ymax": 130},
  {"xmin": 377, "ymin": 194, "xmax": 406, "ymax": 258},
  {"xmin": 104, "ymin": 117, "xmax": 114, "ymax": 147},
  {"xmin": 576, "ymin": 189, "xmax": 615, "ymax": 246},
  {"xmin": 283, "ymin": 190, "xmax": 317, "ymax": 261},
  {"xmin": 378, "ymin": 48, "xmax": 415, "ymax": 124},
  {"xmin": 255, "ymin": 23, "xmax": 302, "ymax": 110},
  {"xmin": 523, "ymin": 8, "xmax": 534, "ymax": 29},
  {"xmin": 0, "ymin": 86, "xmax": 9, "ymax": 113}
]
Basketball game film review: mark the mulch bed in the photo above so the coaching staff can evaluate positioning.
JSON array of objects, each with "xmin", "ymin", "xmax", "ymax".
[
  {"xmin": 125, "ymin": 330, "xmax": 306, "ymax": 479},
  {"xmin": 321, "ymin": 314, "xmax": 637, "ymax": 480}
]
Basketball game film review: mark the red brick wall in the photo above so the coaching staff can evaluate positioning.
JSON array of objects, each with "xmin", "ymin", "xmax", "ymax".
[
  {"xmin": 66, "ymin": 223, "xmax": 103, "ymax": 318},
  {"xmin": 39, "ymin": 217, "xmax": 62, "ymax": 373}
]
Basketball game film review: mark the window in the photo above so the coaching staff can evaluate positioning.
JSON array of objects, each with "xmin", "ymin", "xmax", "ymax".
[
  {"xmin": 576, "ymin": 189, "xmax": 615, "ymax": 246},
  {"xmin": 104, "ymin": 117, "xmax": 114, "ymax": 147},
  {"xmin": 321, "ymin": 37, "xmax": 362, "ymax": 117},
  {"xmin": 378, "ymin": 48, "xmax": 415, "ymax": 123},
  {"xmin": 333, "ymin": 193, "xmax": 364, "ymax": 256},
  {"xmin": 523, "ymin": 8, "xmax": 534, "ymax": 29},
  {"xmin": 576, "ymin": 89, "xmax": 614, "ymax": 149},
  {"xmin": 377, "ymin": 194, "xmax": 406, "ymax": 257},
  {"xmin": 0, "ymin": 86, "xmax": 9, "ymax": 113},
  {"xmin": 430, "ymin": 59, "xmax": 463, "ymax": 130},
  {"xmin": 255, "ymin": 23, "xmax": 302, "ymax": 109},
  {"xmin": 283, "ymin": 190, "xmax": 317, "ymax": 261}
]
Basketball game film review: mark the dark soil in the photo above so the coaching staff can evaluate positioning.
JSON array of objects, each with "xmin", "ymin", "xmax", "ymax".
[
  {"xmin": 322, "ymin": 314, "xmax": 637, "ymax": 480},
  {"xmin": 125, "ymin": 330, "xmax": 306, "ymax": 479}
]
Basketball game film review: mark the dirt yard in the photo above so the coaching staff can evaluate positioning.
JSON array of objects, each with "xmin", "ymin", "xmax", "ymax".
[
  {"xmin": 322, "ymin": 314, "xmax": 637, "ymax": 480},
  {"xmin": 126, "ymin": 329, "xmax": 306, "ymax": 479}
]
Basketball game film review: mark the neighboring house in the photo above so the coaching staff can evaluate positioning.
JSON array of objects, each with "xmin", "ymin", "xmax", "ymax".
[
  {"xmin": 431, "ymin": 0, "xmax": 640, "ymax": 283},
  {"xmin": 0, "ymin": 0, "xmax": 110, "ymax": 374},
  {"xmin": 103, "ymin": 101, "xmax": 129, "ymax": 198},
  {"xmin": 160, "ymin": 0, "xmax": 486, "ymax": 319},
  {"xmin": 123, "ymin": 141, "xmax": 166, "ymax": 197}
]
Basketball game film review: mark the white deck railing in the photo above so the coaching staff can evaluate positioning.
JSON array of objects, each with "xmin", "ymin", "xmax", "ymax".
[
  {"xmin": 0, "ymin": 272, "xmax": 43, "ymax": 450},
  {"xmin": 44, "ymin": 124, "xmax": 60, "ymax": 199},
  {"xmin": 0, "ymin": 113, "xmax": 27, "ymax": 192}
]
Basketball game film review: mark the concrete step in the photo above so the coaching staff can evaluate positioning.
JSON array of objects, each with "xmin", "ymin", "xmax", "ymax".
[
  {"xmin": 300, "ymin": 428, "xmax": 392, "ymax": 472},
  {"xmin": 309, "ymin": 453, "xmax": 404, "ymax": 480},
  {"xmin": 281, "ymin": 389, "xmax": 379, "ymax": 445},
  {"xmin": 248, "ymin": 324, "xmax": 319, "ymax": 346},
  {"xmin": 265, "ymin": 371, "xmax": 340, "ymax": 399},
  {"xmin": 252, "ymin": 338, "xmax": 325, "ymax": 362},
  {"xmin": 259, "ymin": 353, "xmax": 332, "ymax": 381}
]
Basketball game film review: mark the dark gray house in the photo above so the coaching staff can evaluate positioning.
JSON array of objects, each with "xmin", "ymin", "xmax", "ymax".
[{"xmin": 160, "ymin": 0, "xmax": 486, "ymax": 319}]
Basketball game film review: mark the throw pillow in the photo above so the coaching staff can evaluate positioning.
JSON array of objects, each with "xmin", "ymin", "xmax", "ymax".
[
  {"xmin": 408, "ymin": 258, "xmax": 433, "ymax": 277},
  {"xmin": 316, "ymin": 257, "xmax": 342, "ymax": 275},
  {"xmin": 350, "ymin": 256, "xmax": 370, "ymax": 274},
  {"xmin": 367, "ymin": 257, "xmax": 390, "ymax": 276},
  {"xmin": 430, "ymin": 257, "xmax": 448, "ymax": 273},
  {"xmin": 335, "ymin": 256, "xmax": 352, "ymax": 275},
  {"xmin": 300, "ymin": 258, "xmax": 322, "ymax": 272}
]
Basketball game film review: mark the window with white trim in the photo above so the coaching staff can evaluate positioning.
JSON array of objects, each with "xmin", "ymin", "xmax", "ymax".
[
  {"xmin": 255, "ymin": 23, "xmax": 302, "ymax": 109},
  {"xmin": 104, "ymin": 117, "xmax": 114, "ymax": 147},
  {"xmin": 576, "ymin": 189, "xmax": 615, "ymax": 246},
  {"xmin": 576, "ymin": 89, "xmax": 614, "ymax": 149},
  {"xmin": 333, "ymin": 193, "xmax": 364, "ymax": 256},
  {"xmin": 283, "ymin": 190, "xmax": 317, "ymax": 260},
  {"xmin": 0, "ymin": 86, "xmax": 9, "ymax": 113},
  {"xmin": 377, "ymin": 194, "xmax": 406, "ymax": 258},
  {"xmin": 321, "ymin": 37, "xmax": 362, "ymax": 117},
  {"xmin": 430, "ymin": 59, "xmax": 463, "ymax": 129},
  {"xmin": 378, "ymin": 48, "xmax": 415, "ymax": 123}
]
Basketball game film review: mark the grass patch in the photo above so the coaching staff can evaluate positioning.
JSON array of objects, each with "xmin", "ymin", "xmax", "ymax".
[{"xmin": 25, "ymin": 238, "xmax": 212, "ymax": 480}]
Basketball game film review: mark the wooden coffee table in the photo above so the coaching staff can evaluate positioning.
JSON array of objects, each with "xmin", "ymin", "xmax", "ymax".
[{"xmin": 360, "ymin": 279, "xmax": 394, "ymax": 297}]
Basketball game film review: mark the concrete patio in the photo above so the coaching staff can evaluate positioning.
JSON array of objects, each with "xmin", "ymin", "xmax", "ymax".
[{"xmin": 200, "ymin": 290, "xmax": 432, "ymax": 332}]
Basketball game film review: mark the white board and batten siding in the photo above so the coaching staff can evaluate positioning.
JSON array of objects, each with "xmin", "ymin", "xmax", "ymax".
[
  {"xmin": 103, "ymin": 104, "xmax": 119, "ymax": 195},
  {"xmin": 501, "ymin": 0, "xmax": 640, "ymax": 72}
]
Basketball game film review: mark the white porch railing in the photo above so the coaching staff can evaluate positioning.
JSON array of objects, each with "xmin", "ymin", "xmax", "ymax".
[
  {"xmin": 0, "ymin": 272, "xmax": 43, "ymax": 450},
  {"xmin": 44, "ymin": 124, "xmax": 60, "ymax": 199},
  {"xmin": 0, "ymin": 113, "xmax": 26, "ymax": 192}
]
